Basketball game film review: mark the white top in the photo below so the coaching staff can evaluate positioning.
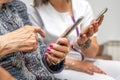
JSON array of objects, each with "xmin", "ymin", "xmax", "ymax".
[{"xmin": 28, "ymin": 0, "xmax": 95, "ymax": 60}]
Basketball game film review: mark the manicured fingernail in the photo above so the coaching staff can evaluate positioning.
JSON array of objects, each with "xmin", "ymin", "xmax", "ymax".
[
  {"xmin": 49, "ymin": 43, "xmax": 53, "ymax": 48},
  {"xmin": 47, "ymin": 48, "xmax": 51, "ymax": 51},
  {"xmin": 45, "ymin": 53, "xmax": 48, "ymax": 57}
]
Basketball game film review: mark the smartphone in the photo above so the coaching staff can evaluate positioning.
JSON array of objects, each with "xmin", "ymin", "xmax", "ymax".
[
  {"xmin": 56, "ymin": 16, "xmax": 84, "ymax": 44},
  {"xmin": 95, "ymin": 8, "xmax": 108, "ymax": 21},
  {"xmin": 62, "ymin": 16, "xmax": 84, "ymax": 37},
  {"xmin": 81, "ymin": 8, "xmax": 108, "ymax": 34}
]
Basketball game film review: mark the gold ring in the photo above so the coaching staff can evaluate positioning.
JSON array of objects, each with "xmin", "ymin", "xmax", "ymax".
[{"xmin": 66, "ymin": 48, "xmax": 70, "ymax": 54}]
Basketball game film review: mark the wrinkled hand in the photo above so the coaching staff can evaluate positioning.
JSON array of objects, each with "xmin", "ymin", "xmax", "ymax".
[
  {"xmin": 73, "ymin": 60, "xmax": 105, "ymax": 75},
  {"xmin": 77, "ymin": 15, "xmax": 104, "ymax": 45},
  {"xmin": 45, "ymin": 38, "xmax": 70, "ymax": 66},
  {"xmin": 0, "ymin": 25, "xmax": 45, "ymax": 56}
]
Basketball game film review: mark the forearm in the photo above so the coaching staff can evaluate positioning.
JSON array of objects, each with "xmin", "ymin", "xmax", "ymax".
[
  {"xmin": 65, "ymin": 57, "xmax": 80, "ymax": 71},
  {"xmin": 0, "ymin": 66, "xmax": 16, "ymax": 80}
]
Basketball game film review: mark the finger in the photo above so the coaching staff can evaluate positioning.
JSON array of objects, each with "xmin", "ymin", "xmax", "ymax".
[
  {"xmin": 18, "ymin": 46, "xmax": 37, "ymax": 52},
  {"xmin": 56, "ymin": 38, "xmax": 70, "ymax": 47},
  {"xmin": 98, "ymin": 15, "xmax": 104, "ymax": 26},
  {"xmin": 33, "ymin": 26, "xmax": 45, "ymax": 38},
  {"xmin": 46, "ymin": 53, "xmax": 61, "ymax": 64},
  {"xmin": 88, "ymin": 25, "xmax": 94, "ymax": 37},
  {"xmin": 49, "ymin": 43, "xmax": 69, "ymax": 54},
  {"xmin": 92, "ymin": 21, "xmax": 99, "ymax": 33},
  {"xmin": 86, "ymin": 69, "xmax": 94, "ymax": 75},
  {"xmin": 94, "ymin": 67, "xmax": 106, "ymax": 74},
  {"xmin": 47, "ymin": 48, "xmax": 66, "ymax": 59},
  {"xmin": 78, "ymin": 34, "xmax": 88, "ymax": 45}
]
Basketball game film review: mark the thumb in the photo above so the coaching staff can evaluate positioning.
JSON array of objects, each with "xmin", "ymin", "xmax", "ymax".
[{"xmin": 34, "ymin": 26, "xmax": 46, "ymax": 38}]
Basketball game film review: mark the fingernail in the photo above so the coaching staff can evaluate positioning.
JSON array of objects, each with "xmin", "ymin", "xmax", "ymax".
[
  {"xmin": 49, "ymin": 43, "xmax": 53, "ymax": 48},
  {"xmin": 45, "ymin": 53, "xmax": 48, "ymax": 57},
  {"xmin": 47, "ymin": 48, "xmax": 51, "ymax": 51}
]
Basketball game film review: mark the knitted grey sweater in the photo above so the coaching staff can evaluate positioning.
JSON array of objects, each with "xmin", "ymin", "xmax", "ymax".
[{"xmin": 0, "ymin": 0, "xmax": 64, "ymax": 80}]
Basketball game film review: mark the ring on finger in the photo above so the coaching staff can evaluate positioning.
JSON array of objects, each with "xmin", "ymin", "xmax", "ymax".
[
  {"xmin": 66, "ymin": 48, "xmax": 70, "ymax": 54},
  {"xmin": 50, "ymin": 60, "xmax": 58, "ymax": 65},
  {"xmin": 56, "ymin": 59, "xmax": 60, "ymax": 64}
]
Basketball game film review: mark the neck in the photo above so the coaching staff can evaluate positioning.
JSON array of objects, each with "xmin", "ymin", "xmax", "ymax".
[{"xmin": 50, "ymin": 0, "xmax": 71, "ymax": 12}]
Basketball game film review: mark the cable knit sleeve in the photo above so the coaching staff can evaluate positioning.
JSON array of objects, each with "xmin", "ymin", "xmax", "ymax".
[{"xmin": 9, "ymin": 0, "xmax": 32, "ymax": 25}]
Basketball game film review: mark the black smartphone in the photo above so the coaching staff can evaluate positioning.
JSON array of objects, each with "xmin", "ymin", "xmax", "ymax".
[{"xmin": 81, "ymin": 8, "xmax": 108, "ymax": 34}]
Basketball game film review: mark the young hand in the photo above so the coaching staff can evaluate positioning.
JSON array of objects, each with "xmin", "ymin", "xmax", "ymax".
[
  {"xmin": 77, "ymin": 15, "xmax": 104, "ymax": 46},
  {"xmin": 45, "ymin": 38, "xmax": 70, "ymax": 66}
]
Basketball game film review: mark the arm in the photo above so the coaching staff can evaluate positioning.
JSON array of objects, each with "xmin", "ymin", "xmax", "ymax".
[
  {"xmin": 10, "ymin": 0, "xmax": 32, "ymax": 25},
  {"xmin": 0, "ymin": 66, "xmax": 16, "ymax": 80},
  {"xmin": 65, "ymin": 57, "xmax": 105, "ymax": 75},
  {"xmin": 73, "ymin": 2, "xmax": 104, "ymax": 58}
]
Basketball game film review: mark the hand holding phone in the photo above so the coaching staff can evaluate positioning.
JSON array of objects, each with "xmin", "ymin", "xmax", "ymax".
[{"xmin": 81, "ymin": 8, "xmax": 108, "ymax": 35}]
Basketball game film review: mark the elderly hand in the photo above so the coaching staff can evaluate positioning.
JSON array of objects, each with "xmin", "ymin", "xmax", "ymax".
[
  {"xmin": 0, "ymin": 25, "xmax": 45, "ymax": 57},
  {"xmin": 77, "ymin": 15, "xmax": 104, "ymax": 46},
  {"xmin": 45, "ymin": 38, "xmax": 70, "ymax": 66}
]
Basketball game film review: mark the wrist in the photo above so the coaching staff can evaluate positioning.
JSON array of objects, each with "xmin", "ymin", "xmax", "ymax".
[
  {"xmin": 77, "ymin": 39, "xmax": 92, "ymax": 49},
  {"xmin": 0, "ymin": 36, "xmax": 13, "ymax": 57},
  {"xmin": 65, "ymin": 57, "xmax": 75, "ymax": 69}
]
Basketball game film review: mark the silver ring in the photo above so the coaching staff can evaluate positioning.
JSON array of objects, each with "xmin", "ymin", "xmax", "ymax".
[{"xmin": 56, "ymin": 59, "xmax": 60, "ymax": 64}]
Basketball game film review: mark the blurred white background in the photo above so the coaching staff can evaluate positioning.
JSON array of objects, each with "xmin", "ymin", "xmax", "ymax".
[{"xmin": 21, "ymin": 0, "xmax": 120, "ymax": 60}]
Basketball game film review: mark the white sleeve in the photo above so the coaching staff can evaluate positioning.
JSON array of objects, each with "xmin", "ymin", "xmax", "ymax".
[
  {"xmin": 27, "ymin": 5, "xmax": 44, "ymax": 28},
  {"xmin": 82, "ymin": 1, "xmax": 97, "ymax": 36},
  {"xmin": 82, "ymin": 1, "xmax": 94, "ymax": 27}
]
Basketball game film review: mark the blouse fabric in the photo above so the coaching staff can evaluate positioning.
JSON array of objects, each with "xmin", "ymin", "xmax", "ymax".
[
  {"xmin": 0, "ymin": 0, "xmax": 64, "ymax": 80},
  {"xmin": 28, "ymin": 0, "xmax": 95, "ymax": 60}
]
